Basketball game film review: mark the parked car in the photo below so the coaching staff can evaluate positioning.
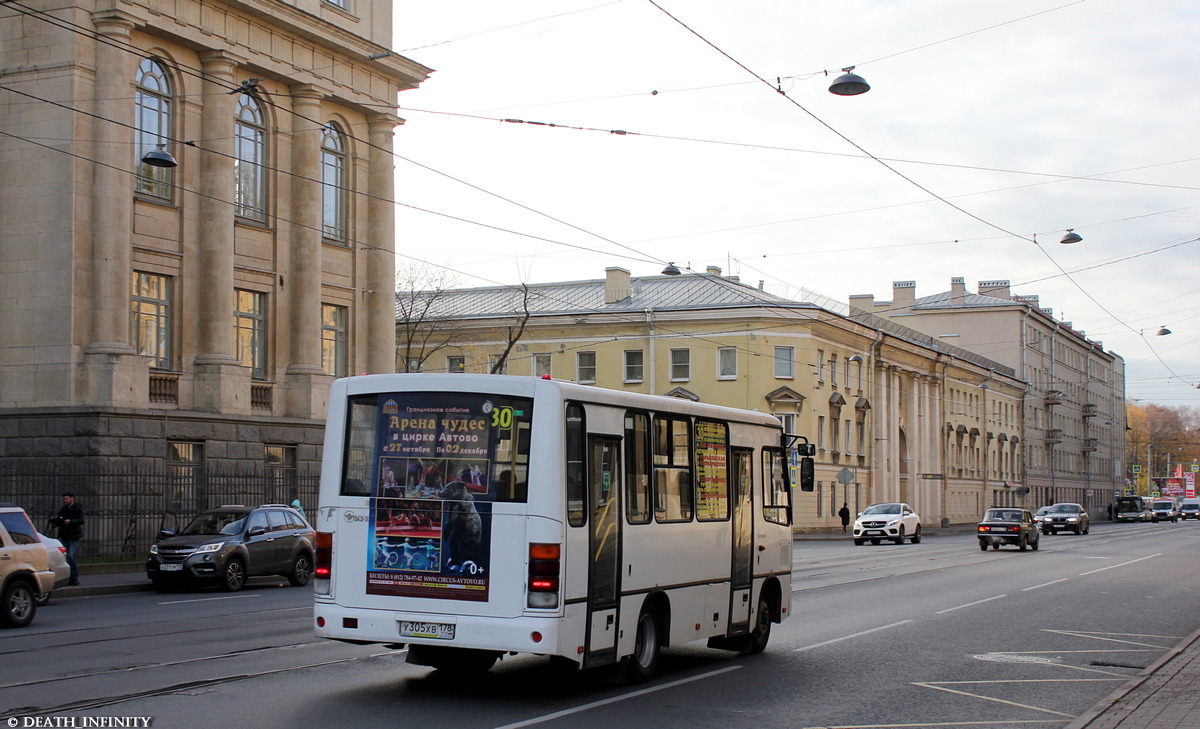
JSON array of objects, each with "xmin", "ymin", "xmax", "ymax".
[
  {"xmin": 1180, "ymin": 499, "xmax": 1200, "ymax": 521},
  {"xmin": 0, "ymin": 503, "xmax": 56, "ymax": 628},
  {"xmin": 852, "ymin": 502, "xmax": 922, "ymax": 545},
  {"xmin": 36, "ymin": 532, "xmax": 69, "ymax": 605},
  {"xmin": 146, "ymin": 504, "xmax": 315, "ymax": 592},
  {"xmin": 1151, "ymin": 499, "xmax": 1180, "ymax": 523},
  {"xmin": 977, "ymin": 508, "xmax": 1040, "ymax": 551},
  {"xmin": 1041, "ymin": 503, "xmax": 1090, "ymax": 535}
]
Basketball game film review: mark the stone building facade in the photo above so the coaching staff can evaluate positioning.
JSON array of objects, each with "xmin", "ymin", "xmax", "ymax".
[{"xmin": 0, "ymin": 1, "xmax": 430, "ymax": 471}]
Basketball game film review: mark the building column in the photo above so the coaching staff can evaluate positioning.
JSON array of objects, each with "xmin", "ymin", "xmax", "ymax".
[
  {"xmin": 83, "ymin": 10, "xmax": 148, "ymax": 406},
  {"xmin": 365, "ymin": 112, "xmax": 400, "ymax": 375},
  {"xmin": 878, "ymin": 362, "xmax": 897, "ymax": 501},
  {"xmin": 192, "ymin": 51, "xmax": 248, "ymax": 413},
  {"xmin": 285, "ymin": 86, "xmax": 330, "ymax": 418}
]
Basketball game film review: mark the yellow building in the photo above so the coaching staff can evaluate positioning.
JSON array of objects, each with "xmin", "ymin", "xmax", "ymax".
[
  {"xmin": 400, "ymin": 266, "xmax": 1026, "ymax": 531},
  {"xmin": 0, "ymin": 1, "xmax": 429, "ymax": 471}
]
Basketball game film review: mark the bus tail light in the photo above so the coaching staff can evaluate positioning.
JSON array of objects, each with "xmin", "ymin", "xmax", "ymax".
[
  {"xmin": 315, "ymin": 531, "xmax": 333, "ymax": 594},
  {"xmin": 528, "ymin": 542, "xmax": 560, "ymax": 609}
]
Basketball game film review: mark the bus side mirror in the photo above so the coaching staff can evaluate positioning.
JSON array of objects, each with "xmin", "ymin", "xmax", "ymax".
[{"xmin": 798, "ymin": 457, "xmax": 815, "ymax": 492}]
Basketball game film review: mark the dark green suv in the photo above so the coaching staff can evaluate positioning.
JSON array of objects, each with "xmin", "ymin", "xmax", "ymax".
[{"xmin": 147, "ymin": 504, "xmax": 315, "ymax": 592}]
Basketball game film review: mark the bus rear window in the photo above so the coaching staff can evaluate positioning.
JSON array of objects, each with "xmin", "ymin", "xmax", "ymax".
[{"xmin": 341, "ymin": 392, "xmax": 533, "ymax": 503}]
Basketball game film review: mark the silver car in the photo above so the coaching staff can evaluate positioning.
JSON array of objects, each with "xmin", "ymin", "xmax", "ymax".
[{"xmin": 36, "ymin": 532, "xmax": 69, "ymax": 605}]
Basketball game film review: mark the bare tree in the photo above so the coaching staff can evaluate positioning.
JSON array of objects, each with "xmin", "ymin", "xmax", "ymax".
[
  {"xmin": 489, "ymin": 283, "xmax": 535, "ymax": 374},
  {"xmin": 395, "ymin": 262, "xmax": 460, "ymax": 373}
]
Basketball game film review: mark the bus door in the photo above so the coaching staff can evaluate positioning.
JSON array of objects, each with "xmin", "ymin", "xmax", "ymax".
[
  {"xmin": 585, "ymin": 436, "xmax": 621, "ymax": 665},
  {"xmin": 729, "ymin": 448, "xmax": 754, "ymax": 631}
]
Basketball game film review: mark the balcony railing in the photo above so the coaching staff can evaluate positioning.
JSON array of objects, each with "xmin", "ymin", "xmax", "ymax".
[
  {"xmin": 1045, "ymin": 391, "xmax": 1065, "ymax": 406},
  {"xmin": 148, "ymin": 371, "xmax": 179, "ymax": 404},
  {"xmin": 1082, "ymin": 438, "xmax": 1098, "ymax": 451},
  {"xmin": 1045, "ymin": 429, "xmax": 1063, "ymax": 443},
  {"xmin": 1082, "ymin": 403, "xmax": 1098, "ymax": 417},
  {"xmin": 250, "ymin": 382, "xmax": 273, "ymax": 411}
]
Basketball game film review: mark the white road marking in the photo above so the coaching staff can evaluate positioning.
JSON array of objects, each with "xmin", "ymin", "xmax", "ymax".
[
  {"xmin": 158, "ymin": 594, "xmax": 262, "ymax": 605},
  {"xmin": 793, "ymin": 620, "xmax": 914, "ymax": 652},
  {"xmin": 935, "ymin": 595, "xmax": 1006, "ymax": 614},
  {"xmin": 491, "ymin": 665, "xmax": 740, "ymax": 729},
  {"xmin": 1022, "ymin": 578, "xmax": 1070, "ymax": 591},
  {"xmin": 1078, "ymin": 553, "xmax": 1162, "ymax": 576},
  {"xmin": 913, "ymin": 681, "xmax": 1077, "ymax": 717}
]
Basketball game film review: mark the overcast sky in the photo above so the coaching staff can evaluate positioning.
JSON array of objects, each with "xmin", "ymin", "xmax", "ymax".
[{"xmin": 390, "ymin": 0, "xmax": 1200, "ymax": 408}]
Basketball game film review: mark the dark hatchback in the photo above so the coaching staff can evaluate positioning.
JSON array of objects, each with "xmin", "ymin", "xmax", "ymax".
[
  {"xmin": 147, "ymin": 504, "xmax": 315, "ymax": 592},
  {"xmin": 977, "ymin": 508, "xmax": 1040, "ymax": 551}
]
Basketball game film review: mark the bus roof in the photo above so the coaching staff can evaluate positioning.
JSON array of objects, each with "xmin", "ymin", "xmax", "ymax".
[{"xmin": 330, "ymin": 373, "xmax": 785, "ymax": 429}]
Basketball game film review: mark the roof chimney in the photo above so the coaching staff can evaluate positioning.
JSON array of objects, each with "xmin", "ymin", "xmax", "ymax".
[
  {"xmin": 892, "ymin": 280, "xmax": 916, "ymax": 310},
  {"xmin": 978, "ymin": 279, "xmax": 1011, "ymax": 299},
  {"xmin": 706, "ymin": 265, "xmax": 722, "ymax": 276},
  {"xmin": 951, "ymin": 277, "xmax": 966, "ymax": 304},
  {"xmin": 604, "ymin": 267, "xmax": 631, "ymax": 304}
]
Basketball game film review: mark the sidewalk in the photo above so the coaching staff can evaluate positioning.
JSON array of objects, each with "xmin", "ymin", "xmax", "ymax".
[{"xmin": 53, "ymin": 556, "xmax": 1200, "ymax": 729}]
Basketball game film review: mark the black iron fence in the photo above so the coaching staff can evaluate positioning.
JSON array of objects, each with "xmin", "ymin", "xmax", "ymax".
[{"xmin": 0, "ymin": 463, "xmax": 319, "ymax": 561}]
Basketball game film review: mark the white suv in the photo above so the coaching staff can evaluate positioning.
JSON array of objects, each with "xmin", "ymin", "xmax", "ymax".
[
  {"xmin": 0, "ymin": 503, "xmax": 56, "ymax": 628},
  {"xmin": 853, "ymin": 502, "xmax": 922, "ymax": 545}
]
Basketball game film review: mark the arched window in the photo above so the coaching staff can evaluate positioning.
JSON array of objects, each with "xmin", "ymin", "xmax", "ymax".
[
  {"xmin": 234, "ymin": 94, "xmax": 267, "ymax": 222},
  {"xmin": 321, "ymin": 123, "xmax": 347, "ymax": 243},
  {"xmin": 135, "ymin": 58, "xmax": 173, "ymax": 199}
]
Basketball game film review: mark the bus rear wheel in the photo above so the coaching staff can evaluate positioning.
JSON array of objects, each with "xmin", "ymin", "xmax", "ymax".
[{"xmin": 626, "ymin": 606, "xmax": 661, "ymax": 684}]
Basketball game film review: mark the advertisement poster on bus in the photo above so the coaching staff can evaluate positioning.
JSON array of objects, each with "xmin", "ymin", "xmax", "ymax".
[
  {"xmin": 694, "ymin": 420, "xmax": 729, "ymax": 520},
  {"xmin": 363, "ymin": 393, "xmax": 531, "ymax": 602}
]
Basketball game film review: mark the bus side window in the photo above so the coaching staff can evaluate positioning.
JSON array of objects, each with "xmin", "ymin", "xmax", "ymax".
[
  {"xmin": 624, "ymin": 411, "xmax": 652, "ymax": 524},
  {"xmin": 566, "ymin": 403, "xmax": 586, "ymax": 527},
  {"xmin": 653, "ymin": 416, "xmax": 693, "ymax": 522}
]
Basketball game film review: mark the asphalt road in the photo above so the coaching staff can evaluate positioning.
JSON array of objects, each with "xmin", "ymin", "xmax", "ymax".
[{"xmin": 3, "ymin": 520, "xmax": 1197, "ymax": 729}]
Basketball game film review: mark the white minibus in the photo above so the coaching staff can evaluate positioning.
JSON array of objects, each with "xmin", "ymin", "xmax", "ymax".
[{"xmin": 313, "ymin": 374, "xmax": 812, "ymax": 682}]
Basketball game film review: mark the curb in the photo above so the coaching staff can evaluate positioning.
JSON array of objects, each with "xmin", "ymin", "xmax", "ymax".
[{"xmin": 1063, "ymin": 625, "xmax": 1200, "ymax": 729}]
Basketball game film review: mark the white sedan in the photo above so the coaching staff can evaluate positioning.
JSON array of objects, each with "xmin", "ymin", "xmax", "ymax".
[{"xmin": 853, "ymin": 502, "xmax": 922, "ymax": 545}]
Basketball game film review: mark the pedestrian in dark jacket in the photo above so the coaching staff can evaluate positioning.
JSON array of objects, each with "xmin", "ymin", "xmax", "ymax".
[
  {"xmin": 838, "ymin": 503, "xmax": 851, "ymax": 534},
  {"xmin": 50, "ymin": 492, "xmax": 84, "ymax": 585}
]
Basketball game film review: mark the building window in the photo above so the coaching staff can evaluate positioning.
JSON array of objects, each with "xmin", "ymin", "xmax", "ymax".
[
  {"xmin": 669, "ymin": 348, "xmax": 690, "ymax": 381},
  {"xmin": 816, "ymin": 350, "xmax": 825, "ymax": 382},
  {"xmin": 132, "ymin": 272, "xmax": 171, "ymax": 369},
  {"xmin": 830, "ymin": 354, "xmax": 839, "ymax": 387},
  {"xmin": 265, "ymin": 445, "xmax": 297, "ymax": 494},
  {"xmin": 775, "ymin": 412, "xmax": 797, "ymax": 435},
  {"xmin": 321, "ymin": 304, "xmax": 347, "ymax": 377},
  {"xmin": 447, "ymin": 356, "xmax": 465, "ymax": 373},
  {"xmin": 817, "ymin": 415, "xmax": 826, "ymax": 451},
  {"xmin": 489, "ymin": 354, "xmax": 507, "ymax": 375},
  {"xmin": 134, "ymin": 58, "xmax": 173, "ymax": 199},
  {"xmin": 234, "ymin": 94, "xmax": 267, "ymax": 222},
  {"xmin": 234, "ymin": 289, "xmax": 267, "ymax": 379},
  {"xmin": 533, "ymin": 353, "xmax": 552, "ymax": 378},
  {"xmin": 321, "ymin": 123, "xmax": 348, "ymax": 243},
  {"xmin": 577, "ymin": 351, "xmax": 596, "ymax": 383},
  {"xmin": 717, "ymin": 346, "xmax": 737, "ymax": 380},
  {"xmin": 624, "ymin": 350, "xmax": 643, "ymax": 382},
  {"xmin": 774, "ymin": 346, "xmax": 795, "ymax": 378},
  {"xmin": 167, "ymin": 441, "xmax": 203, "ymax": 514},
  {"xmin": 324, "ymin": 0, "xmax": 347, "ymax": 7}
]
